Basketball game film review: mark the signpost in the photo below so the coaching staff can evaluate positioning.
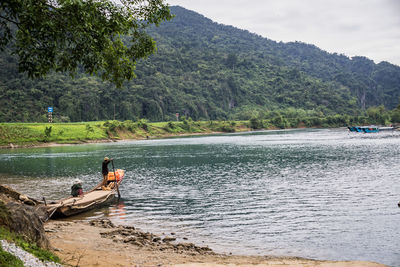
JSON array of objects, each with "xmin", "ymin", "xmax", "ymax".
[{"xmin": 48, "ymin": 107, "xmax": 53, "ymax": 123}]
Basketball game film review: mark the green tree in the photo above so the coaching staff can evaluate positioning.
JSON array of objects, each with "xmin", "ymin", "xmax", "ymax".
[
  {"xmin": 249, "ymin": 117, "xmax": 263, "ymax": 129},
  {"xmin": 44, "ymin": 126, "xmax": 52, "ymax": 141},
  {"xmin": 271, "ymin": 115, "xmax": 289, "ymax": 129},
  {"xmin": 0, "ymin": 0, "xmax": 172, "ymax": 87},
  {"xmin": 226, "ymin": 53, "xmax": 238, "ymax": 69},
  {"xmin": 390, "ymin": 102, "xmax": 400, "ymax": 123},
  {"xmin": 366, "ymin": 105, "xmax": 388, "ymax": 125}
]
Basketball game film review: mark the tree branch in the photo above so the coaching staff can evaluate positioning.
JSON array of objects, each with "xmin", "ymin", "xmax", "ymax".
[{"xmin": 0, "ymin": 14, "xmax": 19, "ymax": 25}]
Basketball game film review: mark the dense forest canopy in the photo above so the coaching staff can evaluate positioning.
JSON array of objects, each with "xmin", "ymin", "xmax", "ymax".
[{"xmin": 1, "ymin": 6, "xmax": 400, "ymax": 123}]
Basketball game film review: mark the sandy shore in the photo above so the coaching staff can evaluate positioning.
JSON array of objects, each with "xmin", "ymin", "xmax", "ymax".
[{"xmin": 44, "ymin": 219, "xmax": 386, "ymax": 267}]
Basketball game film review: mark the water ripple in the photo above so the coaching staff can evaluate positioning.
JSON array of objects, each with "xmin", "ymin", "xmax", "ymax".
[{"xmin": 0, "ymin": 129, "xmax": 399, "ymax": 266}]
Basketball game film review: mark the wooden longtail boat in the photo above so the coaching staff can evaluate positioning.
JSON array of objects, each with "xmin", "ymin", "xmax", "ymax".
[
  {"xmin": 348, "ymin": 125, "xmax": 395, "ymax": 133},
  {"xmin": 46, "ymin": 169, "xmax": 125, "ymax": 219}
]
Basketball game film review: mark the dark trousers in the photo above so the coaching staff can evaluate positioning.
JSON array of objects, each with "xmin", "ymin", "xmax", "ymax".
[{"xmin": 102, "ymin": 174, "xmax": 108, "ymax": 185}]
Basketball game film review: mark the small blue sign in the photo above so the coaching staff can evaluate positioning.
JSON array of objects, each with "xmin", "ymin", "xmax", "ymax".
[{"xmin": 48, "ymin": 107, "xmax": 53, "ymax": 113}]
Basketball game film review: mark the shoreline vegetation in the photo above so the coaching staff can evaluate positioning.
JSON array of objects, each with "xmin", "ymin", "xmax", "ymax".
[
  {"xmin": 0, "ymin": 119, "xmax": 250, "ymax": 148},
  {"xmin": 1, "ymin": 116, "xmax": 398, "ymax": 149}
]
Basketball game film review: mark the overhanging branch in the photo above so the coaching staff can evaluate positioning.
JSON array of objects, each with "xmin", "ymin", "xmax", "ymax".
[{"xmin": 0, "ymin": 14, "xmax": 19, "ymax": 25}]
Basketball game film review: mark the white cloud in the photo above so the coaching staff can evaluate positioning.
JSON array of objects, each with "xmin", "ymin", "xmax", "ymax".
[{"xmin": 167, "ymin": 0, "xmax": 400, "ymax": 66}]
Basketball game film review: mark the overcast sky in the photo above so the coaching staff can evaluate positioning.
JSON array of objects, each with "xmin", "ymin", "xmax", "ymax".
[{"xmin": 167, "ymin": 0, "xmax": 400, "ymax": 66}]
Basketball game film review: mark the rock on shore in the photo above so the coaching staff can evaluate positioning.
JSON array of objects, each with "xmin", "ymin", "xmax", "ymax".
[
  {"xmin": 91, "ymin": 218, "xmax": 214, "ymax": 255},
  {"xmin": 0, "ymin": 185, "xmax": 50, "ymax": 248}
]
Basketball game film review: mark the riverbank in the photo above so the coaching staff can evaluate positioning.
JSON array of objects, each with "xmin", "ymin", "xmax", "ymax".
[
  {"xmin": 45, "ymin": 219, "xmax": 386, "ymax": 267},
  {"xmin": 0, "ymin": 120, "xmax": 251, "ymax": 148},
  {"xmin": 1, "ymin": 120, "xmax": 397, "ymax": 149}
]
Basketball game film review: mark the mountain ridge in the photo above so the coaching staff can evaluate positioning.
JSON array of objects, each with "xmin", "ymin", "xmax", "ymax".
[
  {"xmin": 0, "ymin": 5, "xmax": 399, "ymax": 122},
  {"xmin": 163, "ymin": 6, "xmax": 400, "ymax": 109}
]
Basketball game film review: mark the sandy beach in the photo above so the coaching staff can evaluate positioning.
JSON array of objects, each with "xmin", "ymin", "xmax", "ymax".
[{"xmin": 44, "ymin": 219, "xmax": 387, "ymax": 267}]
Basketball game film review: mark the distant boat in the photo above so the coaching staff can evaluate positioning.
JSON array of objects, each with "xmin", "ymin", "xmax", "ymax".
[{"xmin": 347, "ymin": 126, "xmax": 394, "ymax": 133}]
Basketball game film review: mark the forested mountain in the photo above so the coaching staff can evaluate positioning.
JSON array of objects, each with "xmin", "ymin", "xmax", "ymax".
[{"xmin": 1, "ymin": 6, "xmax": 400, "ymax": 122}]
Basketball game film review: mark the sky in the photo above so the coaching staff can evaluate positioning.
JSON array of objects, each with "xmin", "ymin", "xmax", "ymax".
[{"xmin": 167, "ymin": 0, "xmax": 400, "ymax": 66}]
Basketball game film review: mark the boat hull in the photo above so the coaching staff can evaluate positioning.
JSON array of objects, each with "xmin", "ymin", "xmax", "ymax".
[
  {"xmin": 347, "ymin": 126, "xmax": 391, "ymax": 133},
  {"xmin": 50, "ymin": 191, "xmax": 117, "ymax": 218},
  {"xmin": 46, "ymin": 169, "xmax": 125, "ymax": 219}
]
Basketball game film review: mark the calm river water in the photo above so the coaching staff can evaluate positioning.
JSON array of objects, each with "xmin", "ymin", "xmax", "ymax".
[{"xmin": 0, "ymin": 129, "xmax": 399, "ymax": 266}]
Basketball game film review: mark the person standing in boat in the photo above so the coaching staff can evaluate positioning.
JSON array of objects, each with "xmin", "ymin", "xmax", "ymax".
[{"xmin": 102, "ymin": 157, "xmax": 113, "ymax": 186}]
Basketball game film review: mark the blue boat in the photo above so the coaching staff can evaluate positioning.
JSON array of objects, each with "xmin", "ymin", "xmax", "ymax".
[
  {"xmin": 348, "ymin": 126, "xmax": 363, "ymax": 132},
  {"xmin": 361, "ymin": 126, "xmax": 379, "ymax": 133},
  {"xmin": 348, "ymin": 126, "xmax": 394, "ymax": 133},
  {"xmin": 347, "ymin": 126, "xmax": 373, "ymax": 132}
]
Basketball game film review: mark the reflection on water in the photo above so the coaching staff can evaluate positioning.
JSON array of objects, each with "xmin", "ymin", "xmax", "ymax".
[
  {"xmin": 108, "ymin": 202, "xmax": 128, "ymax": 221},
  {"xmin": 0, "ymin": 129, "xmax": 400, "ymax": 266}
]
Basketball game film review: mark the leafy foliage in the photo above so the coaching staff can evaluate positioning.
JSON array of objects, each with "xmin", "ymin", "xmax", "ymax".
[
  {"xmin": 43, "ymin": 126, "xmax": 52, "ymax": 142},
  {"xmin": 0, "ymin": 0, "xmax": 172, "ymax": 86}
]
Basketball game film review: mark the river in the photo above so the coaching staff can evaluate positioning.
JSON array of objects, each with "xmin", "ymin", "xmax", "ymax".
[{"xmin": 0, "ymin": 128, "xmax": 399, "ymax": 266}]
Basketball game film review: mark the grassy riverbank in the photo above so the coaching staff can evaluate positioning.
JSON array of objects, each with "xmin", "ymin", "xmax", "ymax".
[
  {"xmin": 0, "ymin": 120, "xmax": 250, "ymax": 147},
  {"xmin": 1, "ymin": 116, "xmax": 396, "ymax": 147}
]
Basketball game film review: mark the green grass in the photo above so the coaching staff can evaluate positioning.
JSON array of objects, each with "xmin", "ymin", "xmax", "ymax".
[
  {"xmin": 0, "ymin": 203, "xmax": 17, "ymax": 267},
  {"xmin": 0, "ymin": 246, "xmax": 24, "ymax": 267},
  {"xmin": 26, "ymin": 123, "xmax": 107, "ymax": 142},
  {"xmin": 0, "ymin": 120, "xmax": 251, "ymax": 146},
  {"xmin": 0, "ymin": 227, "xmax": 61, "ymax": 264},
  {"xmin": 0, "ymin": 122, "xmax": 108, "ymax": 145}
]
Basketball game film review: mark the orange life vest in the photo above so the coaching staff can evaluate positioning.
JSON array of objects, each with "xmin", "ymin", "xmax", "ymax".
[{"xmin": 107, "ymin": 169, "xmax": 124, "ymax": 182}]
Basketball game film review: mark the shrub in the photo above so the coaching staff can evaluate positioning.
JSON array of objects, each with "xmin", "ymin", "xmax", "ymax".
[
  {"xmin": 123, "ymin": 120, "xmax": 136, "ymax": 132},
  {"xmin": 250, "ymin": 117, "xmax": 263, "ymax": 129},
  {"xmin": 103, "ymin": 120, "xmax": 121, "ymax": 132},
  {"xmin": 219, "ymin": 123, "xmax": 235, "ymax": 133},
  {"xmin": 271, "ymin": 116, "xmax": 289, "ymax": 129},
  {"xmin": 43, "ymin": 126, "xmax": 52, "ymax": 142},
  {"xmin": 163, "ymin": 121, "xmax": 177, "ymax": 133},
  {"xmin": 180, "ymin": 118, "xmax": 192, "ymax": 131},
  {"xmin": 85, "ymin": 124, "xmax": 94, "ymax": 138},
  {"xmin": 168, "ymin": 121, "xmax": 175, "ymax": 129},
  {"xmin": 137, "ymin": 119, "xmax": 148, "ymax": 131}
]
